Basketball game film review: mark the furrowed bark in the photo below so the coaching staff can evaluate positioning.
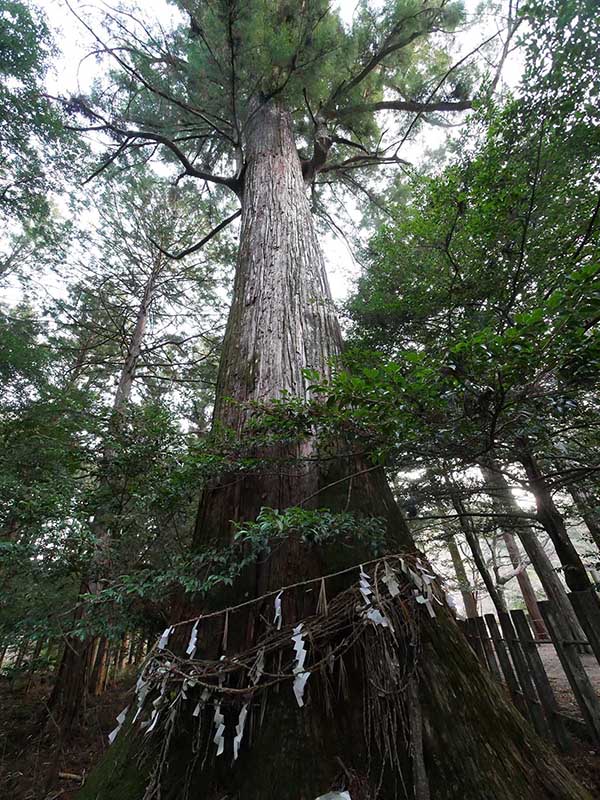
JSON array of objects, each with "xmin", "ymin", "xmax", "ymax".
[{"xmin": 78, "ymin": 100, "xmax": 590, "ymax": 800}]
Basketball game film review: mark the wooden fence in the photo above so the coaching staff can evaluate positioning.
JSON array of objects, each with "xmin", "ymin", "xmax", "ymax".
[{"xmin": 457, "ymin": 590, "xmax": 600, "ymax": 750}]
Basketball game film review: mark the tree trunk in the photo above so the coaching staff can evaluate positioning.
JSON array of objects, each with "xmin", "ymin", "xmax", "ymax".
[
  {"xmin": 500, "ymin": 528, "xmax": 549, "ymax": 639},
  {"xmin": 519, "ymin": 445, "xmax": 591, "ymax": 591},
  {"xmin": 448, "ymin": 488, "xmax": 508, "ymax": 616},
  {"xmin": 77, "ymin": 100, "xmax": 589, "ymax": 800},
  {"xmin": 88, "ymin": 636, "xmax": 110, "ymax": 696},
  {"xmin": 480, "ymin": 459, "xmax": 588, "ymax": 643},
  {"xmin": 25, "ymin": 637, "xmax": 45, "ymax": 692},
  {"xmin": 49, "ymin": 260, "xmax": 162, "ymax": 729},
  {"xmin": 568, "ymin": 484, "xmax": 600, "ymax": 553},
  {"xmin": 446, "ymin": 535, "xmax": 479, "ymax": 618},
  {"xmin": 14, "ymin": 637, "xmax": 30, "ymax": 668}
]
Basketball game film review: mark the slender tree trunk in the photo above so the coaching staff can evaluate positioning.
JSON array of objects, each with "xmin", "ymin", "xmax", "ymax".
[
  {"xmin": 25, "ymin": 638, "xmax": 45, "ymax": 692},
  {"xmin": 568, "ymin": 484, "xmax": 600, "ymax": 552},
  {"xmin": 88, "ymin": 637, "xmax": 110, "ymax": 696},
  {"xmin": 49, "ymin": 261, "xmax": 162, "ymax": 729},
  {"xmin": 500, "ymin": 528, "xmax": 549, "ymax": 639},
  {"xmin": 480, "ymin": 459, "xmax": 588, "ymax": 643},
  {"xmin": 446, "ymin": 536, "xmax": 479, "ymax": 618},
  {"xmin": 78, "ymin": 100, "xmax": 589, "ymax": 800},
  {"xmin": 127, "ymin": 633, "xmax": 137, "ymax": 665},
  {"xmin": 14, "ymin": 638, "xmax": 30, "ymax": 668},
  {"xmin": 518, "ymin": 444, "xmax": 591, "ymax": 591},
  {"xmin": 448, "ymin": 487, "xmax": 508, "ymax": 615}
]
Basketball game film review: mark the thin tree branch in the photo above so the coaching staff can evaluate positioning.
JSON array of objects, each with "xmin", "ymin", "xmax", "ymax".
[{"xmin": 149, "ymin": 209, "xmax": 241, "ymax": 260}]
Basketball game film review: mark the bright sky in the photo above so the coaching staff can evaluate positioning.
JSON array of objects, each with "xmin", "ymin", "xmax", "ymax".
[{"xmin": 31, "ymin": 0, "xmax": 523, "ymax": 301}]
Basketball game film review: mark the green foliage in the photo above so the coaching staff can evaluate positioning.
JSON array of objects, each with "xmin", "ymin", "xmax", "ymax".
[
  {"xmin": 68, "ymin": 507, "xmax": 386, "ymax": 637},
  {"xmin": 0, "ymin": 1, "xmax": 81, "ymax": 229}
]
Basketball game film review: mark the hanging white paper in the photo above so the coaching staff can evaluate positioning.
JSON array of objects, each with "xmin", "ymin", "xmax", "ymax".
[
  {"xmin": 133, "ymin": 680, "xmax": 149, "ymax": 724},
  {"xmin": 366, "ymin": 607, "xmax": 390, "ymax": 628},
  {"xmin": 359, "ymin": 566, "xmax": 373, "ymax": 604},
  {"xmin": 359, "ymin": 566, "xmax": 393, "ymax": 630},
  {"xmin": 292, "ymin": 623, "xmax": 310, "ymax": 706},
  {"xmin": 382, "ymin": 563, "xmax": 400, "ymax": 597},
  {"xmin": 144, "ymin": 708, "xmax": 160, "ymax": 736},
  {"xmin": 315, "ymin": 792, "xmax": 351, "ymax": 800},
  {"xmin": 108, "ymin": 705, "xmax": 129, "ymax": 744},
  {"xmin": 293, "ymin": 670, "xmax": 310, "ymax": 707},
  {"xmin": 213, "ymin": 703, "xmax": 226, "ymax": 756},
  {"xmin": 407, "ymin": 568, "xmax": 424, "ymax": 590},
  {"xmin": 186, "ymin": 619, "xmax": 199, "ymax": 658},
  {"xmin": 274, "ymin": 590, "xmax": 283, "ymax": 630},
  {"xmin": 157, "ymin": 626, "xmax": 174, "ymax": 650},
  {"xmin": 292, "ymin": 624, "xmax": 307, "ymax": 672},
  {"xmin": 232, "ymin": 703, "xmax": 248, "ymax": 760}
]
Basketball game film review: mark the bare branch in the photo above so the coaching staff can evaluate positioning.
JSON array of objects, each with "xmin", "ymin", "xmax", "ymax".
[{"xmin": 150, "ymin": 209, "xmax": 241, "ymax": 260}]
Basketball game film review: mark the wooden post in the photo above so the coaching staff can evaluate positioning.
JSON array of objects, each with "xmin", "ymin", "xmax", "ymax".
[
  {"xmin": 510, "ymin": 610, "xmax": 571, "ymax": 751},
  {"xmin": 485, "ymin": 614, "xmax": 526, "ymax": 717},
  {"xmin": 498, "ymin": 611, "xmax": 550, "ymax": 738},
  {"xmin": 569, "ymin": 590, "xmax": 600, "ymax": 668},
  {"xmin": 465, "ymin": 617, "xmax": 487, "ymax": 666},
  {"xmin": 538, "ymin": 599, "xmax": 600, "ymax": 742},
  {"xmin": 474, "ymin": 616, "xmax": 502, "ymax": 681}
]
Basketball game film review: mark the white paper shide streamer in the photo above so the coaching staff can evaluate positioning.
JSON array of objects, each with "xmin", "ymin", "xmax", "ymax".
[
  {"xmin": 158, "ymin": 625, "xmax": 174, "ymax": 650},
  {"xmin": 186, "ymin": 618, "xmax": 199, "ymax": 658},
  {"xmin": 359, "ymin": 566, "xmax": 391, "ymax": 629},
  {"xmin": 413, "ymin": 559, "xmax": 437, "ymax": 618},
  {"xmin": 274, "ymin": 590, "xmax": 283, "ymax": 630},
  {"xmin": 108, "ymin": 705, "xmax": 129, "ymax": 744},
  {"xmin": 291, "ymin": 623, "xmax": 310, "ymax": 707},
  {"xmin": 232, "ymin": 703, "xmax": 248, "ymax": 760},
  {"xmin": 382, "ymin": 561, "xmax": 400, "ymax": 597},
  {"xmin": 133, "ymin": 675, "xmax": 150, "ymax": 723},
  {"xmin": 315, "ymin": 792, "xmax": 351, "ymax": 800},
  {"xmin": 213, "ymin": 702, "xmax": 226, "ymax": 756}
]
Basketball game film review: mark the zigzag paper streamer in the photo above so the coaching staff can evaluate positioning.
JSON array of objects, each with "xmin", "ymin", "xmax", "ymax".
[
  {"xmin": 157, "ymin": 625, "xmax": 173, "ymax": 650},
  {"xmin": 233, "ymin": 703, "xmax": 248, "ymax": 760},
  {"xmin": 292, "ymin": 623, "xmax": 310, "ymax": 706},
  {"xmin": 213, "ymin": 703, "xmax": 225, "ymax": 756},
  {"xmin": 186, "ymin": 619, "xmax": 199, "ymax": 657},
  {"xmin": 274, "ymin": 590, "xmax": 283, "ymax": 630},
  {"xmin": 108, "ymin": 705, "xmax": 129, "ymax": 744}
]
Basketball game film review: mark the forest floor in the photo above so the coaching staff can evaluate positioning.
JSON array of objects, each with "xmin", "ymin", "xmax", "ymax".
[
  {"xmin": 1, "ymin": 660, "xmax": 600, "ymax": 800},
  {"xmin": 0, "ymin": 673, "xmax": 132, "ymax": 800},
  {"xmin": 540, "ymin": 644, "xmax": 600, "ymax": 718},
  {"xmin": 538, "ymin": 645, "xmax": 600, "ymax": 795}
]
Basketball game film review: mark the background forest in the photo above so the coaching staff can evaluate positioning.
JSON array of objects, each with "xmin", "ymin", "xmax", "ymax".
[{"xmin": 1, "ymin": 0, "xmax": 599, "ymax": 798}]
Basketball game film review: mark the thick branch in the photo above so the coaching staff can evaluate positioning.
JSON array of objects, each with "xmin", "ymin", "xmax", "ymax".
[
  {"xmin": 331, "ymin": 99, "xmax": 472, "ymax": 120},
  {"xmin": 301, "ymin": 118, "xmax": 333, "ymax": 183},
  {"xmin": 150, "ymin": 209, "xmax": 241, "ymax": 260},
  {"xmin": 63, "ymin": 98, "xmax": 239, "ymax": 192}
]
